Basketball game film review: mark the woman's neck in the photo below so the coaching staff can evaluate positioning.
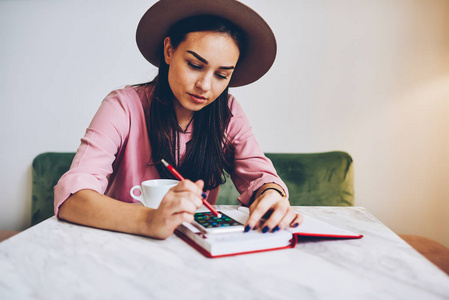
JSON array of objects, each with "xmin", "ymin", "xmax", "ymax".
[{"xmin": 174, "ymin": 102, "xmax": 194, "ymax": 132}]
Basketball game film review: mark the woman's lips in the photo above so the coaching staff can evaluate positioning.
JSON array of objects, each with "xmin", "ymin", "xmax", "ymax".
[{"xmin": 188, "ymin": 93, "xmax": 207, "ymax": 104}]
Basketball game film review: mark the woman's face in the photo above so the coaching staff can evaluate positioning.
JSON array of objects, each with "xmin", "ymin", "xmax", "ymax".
[{"xmin": 164, "ymin": 31, "xmax": 240, "ymax": 122}]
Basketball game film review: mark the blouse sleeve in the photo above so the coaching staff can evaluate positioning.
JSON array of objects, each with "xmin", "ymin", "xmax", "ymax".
[
  {"xmin": 53, "ymin": 89, "xmax": 131, "ymax": 218},
  {"xmin": 226, "ymin": 95, "xmax": 288, "ymax": 206}
]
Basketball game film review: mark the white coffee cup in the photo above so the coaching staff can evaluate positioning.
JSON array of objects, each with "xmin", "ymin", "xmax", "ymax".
[{"xmin": 130, "ymin": 179, "xmax": 179, "ymax": 209}]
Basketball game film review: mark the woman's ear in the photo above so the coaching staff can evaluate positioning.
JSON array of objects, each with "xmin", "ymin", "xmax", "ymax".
[{"xmin": 163, "ymin": 37, "xmax": 173, "ymax": 65}]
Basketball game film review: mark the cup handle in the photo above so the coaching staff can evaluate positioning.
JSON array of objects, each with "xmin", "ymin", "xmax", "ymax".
[{"xmin": 130, "ymin": 185, "xmax": 144, "ymax": 204}]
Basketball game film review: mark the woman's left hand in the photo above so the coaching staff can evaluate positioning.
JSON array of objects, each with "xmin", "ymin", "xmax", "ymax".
[{"xmin": 245, "ymin": 189, "xmax": 303, "ymax": 233}]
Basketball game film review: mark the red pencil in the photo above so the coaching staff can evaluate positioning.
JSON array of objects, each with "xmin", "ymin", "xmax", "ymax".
[{"xmin": 161, "ymin": 159, "xmax": 222, "ymax": 218}]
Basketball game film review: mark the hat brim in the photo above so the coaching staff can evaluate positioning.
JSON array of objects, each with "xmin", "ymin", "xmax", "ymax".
[{"xmin": 136, "ymin": 0, "xmax": 276, "ymax": 87}]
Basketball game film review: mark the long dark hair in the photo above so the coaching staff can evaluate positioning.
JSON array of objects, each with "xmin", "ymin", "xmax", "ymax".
[{"xmin": 140, "ymin": 15, "xmax": 245, "ymax": 190}]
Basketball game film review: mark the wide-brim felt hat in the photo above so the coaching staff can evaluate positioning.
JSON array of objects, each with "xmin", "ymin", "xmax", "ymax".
[{"xmin": 136, "ymin": 0, "xmax": 276, "ymax": 87}]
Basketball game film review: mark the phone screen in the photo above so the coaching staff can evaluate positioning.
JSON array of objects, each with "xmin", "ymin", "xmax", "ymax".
[{"xmin": 192, "ymin": 211, "xmax": 244, "ymax": 234}]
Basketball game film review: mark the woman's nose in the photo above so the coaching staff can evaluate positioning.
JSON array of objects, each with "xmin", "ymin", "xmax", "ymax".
[{"xmin": 195, "ymin": 73, "xmax": 212, "ymax": 92}]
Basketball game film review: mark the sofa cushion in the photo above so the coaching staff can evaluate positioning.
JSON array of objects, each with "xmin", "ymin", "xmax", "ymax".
[
  {"xmin": 217, "ymin": 151, "xmax": 354, "ymax": 206},
  {"xmin": 32, "ymin": 152, "xmax": 75, "ymax": 226}
]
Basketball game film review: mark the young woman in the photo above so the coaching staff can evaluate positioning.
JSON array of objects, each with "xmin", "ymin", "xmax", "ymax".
[{"xmin": 54, "ymin": 0, "xmax": 302, "ymax": 239}]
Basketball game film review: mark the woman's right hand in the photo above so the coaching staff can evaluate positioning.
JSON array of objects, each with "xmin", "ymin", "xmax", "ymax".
[{"xmin": 145, "ymin": 179, "xmax": 205, "ymax": 239}]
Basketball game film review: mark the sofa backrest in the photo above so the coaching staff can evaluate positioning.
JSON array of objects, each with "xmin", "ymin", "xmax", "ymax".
[
  {"xmin": 32, "ymin": 152, "xmax": 76, "ymax": 226},
  {"xmin": 216, "ymin": 152, "xmax": 354, "ymax": 206},
  {"xmin": 31, "ymin": 151, "xmax": 354, "ymax": 225}
]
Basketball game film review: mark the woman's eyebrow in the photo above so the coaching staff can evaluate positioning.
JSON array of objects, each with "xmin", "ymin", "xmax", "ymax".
[{"xmin": 187, "ymin": 50, "xmax": 235, "ymax": 70}]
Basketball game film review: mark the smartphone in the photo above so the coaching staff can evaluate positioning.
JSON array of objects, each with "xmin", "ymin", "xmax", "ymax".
[{"xmin": 192, "ymin": 211, "xmax": 244, "ymax": 234}]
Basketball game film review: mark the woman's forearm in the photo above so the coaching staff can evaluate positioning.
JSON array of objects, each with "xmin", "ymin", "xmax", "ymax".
[{"xmin": 58, "ymin": 189, "xmax": 153, "ymax": 236}]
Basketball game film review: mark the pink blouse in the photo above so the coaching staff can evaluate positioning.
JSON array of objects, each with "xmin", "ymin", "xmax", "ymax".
[{"xmin": 54, "ymin": 86, "xmax": 287, "ymax": 217}]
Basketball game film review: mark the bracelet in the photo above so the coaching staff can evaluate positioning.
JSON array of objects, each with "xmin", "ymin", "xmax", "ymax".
[{"xmin": 260, "ymin": 187, "xmax": 286, "ymax": 198}]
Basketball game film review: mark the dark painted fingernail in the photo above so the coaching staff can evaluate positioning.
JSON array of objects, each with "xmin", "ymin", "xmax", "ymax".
[
  {"xmin": 272, "ymin": 226, "xmax": 280, "ymax": 233},
  {"xmin": 262, "ymin": 226, "xmax": 270, "ymax": 233},
  {"xmin": 244, "ymin": 225, "xmax": 251, "ymax": 232}
]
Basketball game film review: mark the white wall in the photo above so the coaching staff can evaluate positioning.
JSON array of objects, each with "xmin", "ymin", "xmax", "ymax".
[{"xmin": 1, "ymin": 0, "xmax": 448, "ymax": 247}]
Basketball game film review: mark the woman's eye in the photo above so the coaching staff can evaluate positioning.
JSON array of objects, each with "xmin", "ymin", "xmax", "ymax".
[
  {"xmin": 216, "ymin": 73, "xmax": 227, "ymax": 80},
  {"xmin": 188, "ymin": 61, "xmax": 228, "ymax": 80},
  {"xmin": 188, "ymin": 62, "xmax": 202, "ymax": 70}
]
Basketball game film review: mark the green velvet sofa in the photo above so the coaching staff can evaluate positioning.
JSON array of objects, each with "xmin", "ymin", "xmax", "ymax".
[{"xmin": 31, "ymin": 151, "xmax": 354, "ymax": 226}]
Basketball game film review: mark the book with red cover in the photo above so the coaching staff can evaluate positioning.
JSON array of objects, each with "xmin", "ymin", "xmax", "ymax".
[{"xmin": 175, "ymin": 207, "xmax": 363, "ymax": 258}]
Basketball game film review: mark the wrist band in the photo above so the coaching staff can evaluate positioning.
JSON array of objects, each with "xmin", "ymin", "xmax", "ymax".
[{"xmin": 260, "ymin": 187, "xmax": 286, "ymax": 198}]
